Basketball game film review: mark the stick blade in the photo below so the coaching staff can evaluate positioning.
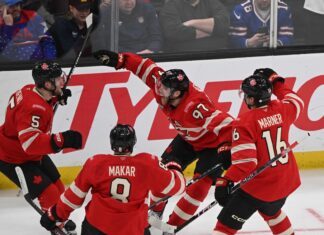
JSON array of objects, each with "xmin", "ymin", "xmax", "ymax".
[
  {"xmin": 15, "ymin": 166, "xmax": 29, "ymax": 196},
  {"xmin": 86, "ymin": 13, "xmax": 93, "ymax": 28}
]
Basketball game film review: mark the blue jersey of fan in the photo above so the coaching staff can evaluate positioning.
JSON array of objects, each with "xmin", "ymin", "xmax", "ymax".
[{"xmin": 229, "ymin": 0, "xmax": 293, "ymax": 48}]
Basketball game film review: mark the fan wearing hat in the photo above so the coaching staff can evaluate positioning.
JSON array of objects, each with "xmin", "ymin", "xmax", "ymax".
[{"xmin": 48, "ymin": 0, "xmax": 94, "ymax": 58}]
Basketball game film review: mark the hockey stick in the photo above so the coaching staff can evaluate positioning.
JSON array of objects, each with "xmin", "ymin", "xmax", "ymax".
[
  {"xmin": 172, "ymin": 132, "xmax": 310, "ymax": 234},
  {"xmin": 15, "ymin": 166, "xmax": 67, "ymax": 235},
  {"xmin": 53, "ymin": 13, "xmax": 93, "ymax": 113},
  {"xmin": 149, "ymin": 163, "xmax": 223, "ymax": 210}
]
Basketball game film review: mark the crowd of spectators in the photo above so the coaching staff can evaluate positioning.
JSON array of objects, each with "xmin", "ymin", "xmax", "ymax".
[{"xmin": 0, "ymin": 0, "xmax": 323, "ymax": 62}]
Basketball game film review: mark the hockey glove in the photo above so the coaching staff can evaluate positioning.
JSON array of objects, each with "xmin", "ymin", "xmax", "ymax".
[
  {"xmin": 58, "ymin": 88, "xmax": 71, "ymax": 106},
  {"xmin": 51, "ymin": 130, "xmax": 82, "ymax": 153},
  {"xmin": 214, "ymin": 177, "xmax": 233, "ymax": 207},
  {"xmin": 40, "ymin": 205, "xmax": 62, "ymax": 231},
  {"xmin": 253, "ymin": 68, "xmax": 285, "ymax": 84},
  {"xmin": 93, "ymin": 50, "xmax": 125, "ymax": 69},
  {"xmin": 217, "ymin": 143, "xmax": 232, "ymax": 170}
]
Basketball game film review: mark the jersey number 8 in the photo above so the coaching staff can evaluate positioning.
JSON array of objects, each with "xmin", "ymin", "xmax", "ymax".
[{"xmin": 110, "ymin": 178, "xmax": 131, "ymax": 203}]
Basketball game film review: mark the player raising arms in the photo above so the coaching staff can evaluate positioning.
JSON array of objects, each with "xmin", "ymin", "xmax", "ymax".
[
  {"xmin": 93, "ymin": 50, "xmax": 233, "ymax": 229},
  {"xmin": 0, "ymin": 61, "xmax": 82, "ymax": 233},
  {"xmin": 213, "ymin": 69, "xmax": 304, "ymax": 234},
  {"xmin": 40, "ymin": 124, "xmax": 186, "ymax": 235}
]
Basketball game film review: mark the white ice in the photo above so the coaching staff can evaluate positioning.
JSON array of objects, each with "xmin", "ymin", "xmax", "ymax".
[{"xmin": 1, "ymin": 169, "xmax": 324, "ymax": 235}]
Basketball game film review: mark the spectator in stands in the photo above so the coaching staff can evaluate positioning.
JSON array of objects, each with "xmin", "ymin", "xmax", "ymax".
[
  {"xmin": 48, "ymin": 0, "xmax": 94, "ymax": 59},
  {"xmin": 23, "ymin": 0, "xmax": 55, "ymax": 27},
  {"xmin": 302, "ymin": 0, "xmax": 324, "ymax": 45},
  {"xmin": 0, "ymin": 1, "xmax": 5, "ymax": 25},
  {"xmin": 229, "ymin": 0, "xmax": 294, "ymax": 48},
  {"xmin": 93, "ymin": 0, "xmax": 162, "ymax": 53},
  {"xmin": 158, "ymin": 0, "xmax": 229, "ymax": 52},
  {"xmin": 0, "ymin": 0, "xmax": 56, "ymax": 61}
]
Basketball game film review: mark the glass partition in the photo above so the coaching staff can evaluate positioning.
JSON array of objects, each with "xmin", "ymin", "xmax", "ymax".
[{"xmin": 0, "ymin": 0, "xmax": 324, "ymax": 66}]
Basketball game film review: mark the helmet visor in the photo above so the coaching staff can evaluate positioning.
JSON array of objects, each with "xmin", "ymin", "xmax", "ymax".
[{"xmin": 155, "ymin": 79, "xmax": 172, "ymax": 97}]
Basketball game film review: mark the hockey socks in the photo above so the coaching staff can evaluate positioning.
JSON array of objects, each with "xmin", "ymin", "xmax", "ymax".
[
  {"xmin": 168, "ymin": 174, "xmax": 213, "ymax": 226},
  {"xmin": 259, "ymin": 210, "xmax": 294, "ymax": 235}
]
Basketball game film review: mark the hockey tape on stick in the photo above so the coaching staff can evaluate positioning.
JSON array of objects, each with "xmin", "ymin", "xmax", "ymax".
[
  {"xmin": 173, "ymin": 132, "xmax": 310, "ymax": 234},
  {"xmin": 15, "ymin": 167, "xmax": 67, "ymax": 235},
  {"xmin": 149, "ymin": 163, "xmax": 223, "ymax": 210}
]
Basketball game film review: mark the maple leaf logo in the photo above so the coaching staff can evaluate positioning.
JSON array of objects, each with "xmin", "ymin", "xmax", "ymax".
[
  {"xmin": 33, "ymin": 175, "xmax": 43, "ymax": 185},
  {"xmin": 41, "ymin": 63, "xmax": 49, "ymax": 70}
]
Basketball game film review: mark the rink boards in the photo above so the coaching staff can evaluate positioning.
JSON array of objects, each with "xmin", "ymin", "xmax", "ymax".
[{"xmin": 0, "ymin": 53, "xmax": 323, "ymax": 189}]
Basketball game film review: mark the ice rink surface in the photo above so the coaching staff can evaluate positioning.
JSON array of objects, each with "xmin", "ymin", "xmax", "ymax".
[{"xmin": 1, "ymin": 169, "xmax": 324, "ymax": 235}]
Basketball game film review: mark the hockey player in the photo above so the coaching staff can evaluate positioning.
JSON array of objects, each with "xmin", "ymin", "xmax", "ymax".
[
  {"xmin": 229, "ymin": 0, "xmax": 294, "ymax": 48},
  {"xmin": 213, "ymin": 68, "xmax": 304, "ymax": 234},
  {"xmin": 0, "ymin": 61, "xmax": 82, "ymax": 233},
  {"xmin": 40, "ymin": 124, "xmax": 186, "ymax": 235},
  {"xmin": 93, "ymin": 50, "xmax": 233, "ymax": 229}
]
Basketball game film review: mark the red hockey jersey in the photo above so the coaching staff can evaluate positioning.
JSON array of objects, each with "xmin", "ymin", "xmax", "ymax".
[
  {"xmin": 225, "ymin": 82, "xmax": 304, "ymax": 201},
  {"xmin": 0, "ymin": 85, "xmax": 57, "ymax": 164},
  {"xmin": 120, "ymin": 53, "xmax": 233, "ymax": 150},
  {"xmin": 55, "ymin": 153, "xmax": 186, "ymax": 235}
]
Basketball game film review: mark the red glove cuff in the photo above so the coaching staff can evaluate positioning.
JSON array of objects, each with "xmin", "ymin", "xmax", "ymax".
[
  {"xmin": 116, "ymin": 53, "xmax": 125, "ymax": 69},
  {"xmin": 215, "ymin": 177, "xmax": 230, "ymax": 187},
  {"xmin": 217, "ymin": 144, "xmax": 231, "ymax": 154},
  {"xmin": 52, "ymin": 133, "xmax": 64, "ymax": 148}
]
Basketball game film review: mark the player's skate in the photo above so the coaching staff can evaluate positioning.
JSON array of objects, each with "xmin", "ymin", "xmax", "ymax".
[{"xmin": 149, "ymin": 200, "xmax": 168, "ymax": 220}]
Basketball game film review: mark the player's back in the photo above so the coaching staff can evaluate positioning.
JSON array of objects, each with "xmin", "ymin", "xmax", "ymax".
[
  {"xmin": 83, "ymin": 152, "xmax": 170, "ymax": 235},
  {"xmin": 238, "ymin": 100, "xmax": 300, "ymax": 201}
]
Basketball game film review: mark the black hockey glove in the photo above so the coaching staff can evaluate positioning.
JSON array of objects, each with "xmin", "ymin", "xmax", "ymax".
[
  {"xmin": 93, "ymin": 50, "xmax": 125, "ymax": 69},
  {"xmin": 51, "ymin": 130, "xmax": 82, "ymax": 153},
  {"xmin": 217, "ymin": 143, "xmax": 232, "ymax": 170},
  {"xmin": 40, "ymin": 205, "xmax": 62, "ymax": 231},
  {"xmin": 214, "ymin": 177, "xmax": 233, "ymax": 207},
  {"xmin": 254, "ymin": 68, "xmax": 285, "ymax": 84},
  {"xmin": 58, "ymin": 88, "xmax": 71, "ymax": 106}
]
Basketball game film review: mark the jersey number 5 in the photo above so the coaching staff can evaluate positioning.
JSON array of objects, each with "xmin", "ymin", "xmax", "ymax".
[
  {"xmin": 110, "ymin": 178, "xmax": 131, "ymax": 203},
  {"xmin": 262, "ymin": 127, "xmax": 288, "ymax": 166}
]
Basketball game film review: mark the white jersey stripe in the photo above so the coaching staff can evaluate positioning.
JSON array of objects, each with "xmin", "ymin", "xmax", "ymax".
[
  {"xmin": 232, "ymin": 158, "xmax": 258, "ymax": 165},
  {"xmin": 70, "ymin": 182, "xmax": 87, "ymax": 198},
  {"xmin": 18, "ymin": 127, "xmax": 41, "ymax": 136},
  {"xmin": 136, "ymin": 58, "xmax": 148, "ymax": 76},
  {"xmin": 231, "ymin": 143, "xmax": 256, "ymax": 155},
  {"xmin": 142, "ymin": 64, "xmax": 157, "ymax": 84},
  {"xmin": 202, "ymin": 110, "xmax": 221, "ymax": 129},
  {"xmin": 161, "ymin": 171, "xmax": 175, "ymax": 194},
  {"xmin": 174, "ymin": 171, "xmax": 186, "ymax": 195},
  {"xmin": 213, "ymin": 117, "xmax": 233, "ymax": 135},
  {"xmin": 174, "ymin": 205, "xmax": 192, "ymax": 220},
  {"xmin": 184, "ymin": 129, "xmax": 208, "ymax": 141},
  {"xmin": 285, "ymin": 93, "xmax": 304, "ymax": 107},
  {"xmin": 150, "ymin": 193, "xmax": 163, "ymax": 202},
  {"xmin": 184, "ymin": 193, "xmax": 201, "ymax": 206},
  {"xmin": 22, "ymin": 133, "xmax": 40, "ymax": 151},
  {"xmin": 60, "ymin": 194, "xmax": 81, "ymax": 210}
]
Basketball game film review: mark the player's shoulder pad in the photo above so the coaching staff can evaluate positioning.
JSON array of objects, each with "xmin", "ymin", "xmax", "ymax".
[
  {"xmin": 278, "ymin": 0, "xmax": 289, "ymax": 11},
  {"xmin": 136, "ymin": 152, "xmax": 158, "ymax": 161}
]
